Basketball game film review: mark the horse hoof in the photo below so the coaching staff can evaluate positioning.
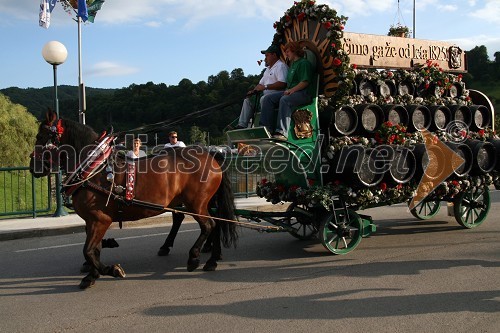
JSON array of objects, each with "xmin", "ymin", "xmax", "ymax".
[
  {"xmin": 203, "ymin": 261, "xmax": 218, "ymax": 271},
  {"xmin": 79, "ymin": 277, "xmax": 95, "ymax": 290},
  {"xmin": 157, "ymin": 247, "xmax": 170, "ymax": 256},
  {"xmin": 112, "ymin": 264, "xmax": 126, "ymax": 278},
  {"xmin": 187, "ymin": 259, "xmax": 200, "ymax": 272}
]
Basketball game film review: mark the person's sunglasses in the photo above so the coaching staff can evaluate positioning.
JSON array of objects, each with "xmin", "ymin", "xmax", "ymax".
[{"xmin": 171, "ymin": 136, "xmax": 177, "ymax": 138}]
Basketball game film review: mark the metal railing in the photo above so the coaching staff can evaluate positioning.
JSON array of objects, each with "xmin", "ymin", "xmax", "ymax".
[
  {"xmin": 0, "ymin": 156, "xmax": 270, "ymax": 218},
  {"xmin": 226, "ymin": 155, "xmax": 273, "ymax": 198},
  {"xmin": 0, "ymin": 167, "xmax": 52, "ymax": 218}
]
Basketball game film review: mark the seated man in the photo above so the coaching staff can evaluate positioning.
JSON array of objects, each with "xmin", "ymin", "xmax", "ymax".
[
  {"xmin": 235, "ymin": 45, "xmax": 288, "ymax": 129},
  {"xmin": 164, "ymin": 131, "xmax": 186, "ymax": 148},
  {"xmin": 260, "ymin": 41, "xmax": 313, "ymax": 140}
]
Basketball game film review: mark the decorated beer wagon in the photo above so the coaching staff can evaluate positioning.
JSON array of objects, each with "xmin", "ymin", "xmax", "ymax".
[
  {"xmin": 226, "ymin": 0, "xmax": 499, "ymax": 254},
  {"xmin": 29, "ymin": 1, "xmax": 498, "ymax": 289}
]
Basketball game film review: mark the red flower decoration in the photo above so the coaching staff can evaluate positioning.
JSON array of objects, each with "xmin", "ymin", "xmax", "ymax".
[
  {"xmin": 380, "ymin": 183, "xmax": 387, "ymax": 191},
  {"xmin": 323, "ymin": 21, "xmax": 332, "ymax": 29},
  {"xmin": 333, "ymin": 58, "xmax": 342, "ymax": 66},
  {"xmin": 297, "ymin": 12, "xmax": 306, "ymax": 21},
  {"xmin": 351, "ymin": 64, "xmax": 357, "ymax": 69}
]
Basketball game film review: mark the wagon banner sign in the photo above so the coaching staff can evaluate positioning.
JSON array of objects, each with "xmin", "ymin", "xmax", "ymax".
[
  {"xmin": 342, "ymin": 32, "xmax": 466, "ymax": 72},
  {"xmin": 279, "ymin": 16, "xmax": 466, "ymax": 98}
]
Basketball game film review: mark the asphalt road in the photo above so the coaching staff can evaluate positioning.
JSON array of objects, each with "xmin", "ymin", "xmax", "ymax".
[{"xmin": 0, "ymin": 195, "xmax": 499, "ymax": 333}]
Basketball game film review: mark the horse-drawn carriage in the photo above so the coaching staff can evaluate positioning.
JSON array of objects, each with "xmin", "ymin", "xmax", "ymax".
[
  {"xmin": 29, "ymin": 1, "xmax": 497, "ymax": 289},
  {"xmin": 225, "ymin": 1, "xmax": 498, "ymax": 254}
]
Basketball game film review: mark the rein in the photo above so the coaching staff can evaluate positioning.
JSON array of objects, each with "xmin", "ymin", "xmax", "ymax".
[
  {"xmin": 83, "ymin": 181, "xmax": 282, "ymax": 232},
  {"xmin": 114, "ymin": 98, "xmax": 242, "ymax": 137}
]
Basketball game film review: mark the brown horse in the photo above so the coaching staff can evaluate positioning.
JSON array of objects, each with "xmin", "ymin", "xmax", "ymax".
[{"xmin": 29, "ymin": 109, "xmax": 238, "ymax": 289}]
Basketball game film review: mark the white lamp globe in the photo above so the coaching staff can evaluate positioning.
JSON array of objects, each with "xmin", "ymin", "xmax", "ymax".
[{"xmin": 42, "ymin": 41, "xmax": 68, "ymax": 65}]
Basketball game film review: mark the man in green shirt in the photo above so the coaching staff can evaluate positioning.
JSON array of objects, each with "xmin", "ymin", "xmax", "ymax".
[{"xmin": 260, "ymin": 41, "xmax": 313, "ymax": 140}]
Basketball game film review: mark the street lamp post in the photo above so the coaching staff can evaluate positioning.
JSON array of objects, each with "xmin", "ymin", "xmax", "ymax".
[{"xmin": 42, "ymin": 41, "xmax": 68, "ymax": 217}]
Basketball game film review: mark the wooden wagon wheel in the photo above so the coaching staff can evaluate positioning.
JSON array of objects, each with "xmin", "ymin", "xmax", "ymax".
[
  {"xmin": 282, "ymin": 202, "xmax": 319, "ymax": 240},
  {"xmin": 453, "ymin": 186, "xmax": 491, "ymax": 229},
  {"xmin": 319, "ymin": 209, "xmax": 363, "ymax": 255},
  {"xmin": 409, "ymin": 199, "xmax": 441, "ymax": 220}
]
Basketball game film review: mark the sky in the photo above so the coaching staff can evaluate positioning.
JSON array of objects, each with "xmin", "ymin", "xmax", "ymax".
[{"xmin": 0, "ymin": 0, "xmax": 499, "ymax": 90}]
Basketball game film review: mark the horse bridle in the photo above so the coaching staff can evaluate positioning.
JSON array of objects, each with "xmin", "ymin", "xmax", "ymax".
[{"xmin": 30, "ymin": 118, "xmax": 65, "ymax": 165}]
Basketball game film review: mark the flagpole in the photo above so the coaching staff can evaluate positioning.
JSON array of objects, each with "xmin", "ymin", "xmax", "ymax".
[
  {"xmin": 413, "ymin": 0, "xmax": 416, "ymax": 38},
  {"xmin": 77, "ymin": 16, "xmax": 86, "ymax": 124}
]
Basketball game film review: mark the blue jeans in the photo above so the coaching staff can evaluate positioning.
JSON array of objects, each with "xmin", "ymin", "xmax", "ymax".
[
  {"xmin": 260, "ymin": 90, "xmax": 311, "ymax": 136},
  {"xmin": 238, "ymin": 94, "xmax": 262, "ymax": 127}
]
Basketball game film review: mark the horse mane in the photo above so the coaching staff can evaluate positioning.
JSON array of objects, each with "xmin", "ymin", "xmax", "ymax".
[{"xmin": 62, "ymin": 118, "xmax": 100, "ymax": 153}]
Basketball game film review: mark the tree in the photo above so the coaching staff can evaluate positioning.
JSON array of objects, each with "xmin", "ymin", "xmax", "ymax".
[
  {"xmin": 466, "ymin": 45, "xmax": 489, "ymax": 82},
  {"xmin": 0, "ymin": 93, "xmax": 39, "ymax": 167},
  {"xmin": 189, "ymin": 125, "xmax": 207, "ymax": 145}
]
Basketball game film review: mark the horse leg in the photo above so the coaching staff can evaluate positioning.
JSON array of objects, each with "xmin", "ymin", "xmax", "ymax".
[
  {"xmin": 187, "ymin": 216, "xmax": 214, "ymax": 272},
  {"xmin": 80, "ymin": 221, "xmax": 125, "ymax": 289},
  {"xmin": 80, "ymin": 228, "xmax": 119, "ymax": 273},
  {"xmin": 203, "ymin": 222, "xmax": 222, "ymax": 271},
  {"xmin": 158, "ymin": 212, "xmax": 185, "ymax": 256},
  {"xmin": 200, "ymin": 230, "xmax": 214, "ymax": 253}
]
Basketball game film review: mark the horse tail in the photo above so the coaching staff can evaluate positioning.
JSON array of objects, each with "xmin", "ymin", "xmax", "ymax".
[{"xmin": 212, "ymin": 152, "xmax": 238, "ymax": 248}]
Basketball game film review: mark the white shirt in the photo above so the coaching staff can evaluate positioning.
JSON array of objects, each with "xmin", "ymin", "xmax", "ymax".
[
  {"xmin": 164, "ymin": 141, "xmax": 186, "ymax": 148},
  {"xmin": 126, "ymin": 150, "xmax": 147, "ymax": 159},
  {"xmin": 259, "ymin": 59, "xmax": 288, "ymax": 95}
]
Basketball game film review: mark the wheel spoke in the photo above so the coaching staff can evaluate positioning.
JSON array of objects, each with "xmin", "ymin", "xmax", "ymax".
[{"xmin": 342, "ymin": 237, "xmax": 348, "ymax": 249}]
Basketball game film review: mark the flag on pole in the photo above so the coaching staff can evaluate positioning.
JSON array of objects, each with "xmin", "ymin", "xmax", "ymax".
[
  {"xmin": 78, "ymin": 0, "xmax": 88, "ymax": 22},
  {"xmin": 87, "ymin": 0, "xmax": 105, "ymax": 23},
  {"xmin": 39, "ymin": 0, "xmax": 57, "ymax": 29}
]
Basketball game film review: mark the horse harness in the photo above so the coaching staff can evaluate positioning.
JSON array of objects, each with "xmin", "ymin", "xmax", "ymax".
[{"xmin": 40, "ymin": 121, "xmax": 280, "ymax": 231}]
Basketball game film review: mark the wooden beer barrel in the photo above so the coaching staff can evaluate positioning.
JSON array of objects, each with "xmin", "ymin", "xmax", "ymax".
[
  {"xmin": 327, "ymin": 145, "xmax": 383, "ymax": 188},
  {"xmin": 449, "ymin": 105, "xmax": 472, "ymax": 128},
  {"xmin": 466, "ymin": 139, "xmax": 497, "ymax": 175},
  {"xmin": 429, "ymin": 105, "xmax": 451, "ymax": 131},
  {"xmin": 331, "ymin": 105, "xmax": 358, "ymax": 136},
  {"xmin": 382, "ymin": 104, "xmax": 409, "ymax": 127},
  {"xmin": 469, "ymin": 105, "xmax": 491, "ymax": 131},
  {"xmin": 487, "ymin": 138, "xmax": 500, "ymax": 171},
  {"xmin": 378, "ymin": 80, "xmax": 396, "ymax": 98},
  {"xmin": 357, "ymin": 79, "xmax": 377, "ymax": 97},
  {"xmin": 354, "ymin": 104, "xmax": 384, "ymax": 135},
  {"xmin": 412, "ymin": 143, "xmax": 430, "ymax": 182},
  {"xmin": 373, "ymin": 145, "xmax": 415, "ymax": 185},
  {"xmin": 448, "ymin": 82, "xmax": 463, "ymax": 98},
  {"xmin": 406, "ymin": 105, "xmax": 432, "ymax": 132},
  {"xmin": 397, "ymin": 80, "xmax": 414, "ymax": 96},
  {"xmin": 444, "ymin": 142, "xmax": 473, "ymax": 178}
]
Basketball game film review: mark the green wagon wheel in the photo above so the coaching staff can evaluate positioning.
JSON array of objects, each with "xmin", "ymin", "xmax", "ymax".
[
  {"xmin": 319, "ymin": 209, "xmax": 363, "ymax": 255},
  {"xmin": 282, "ymin": 203, "xmax": 318, "ymax": 240},
  {"xmin": 453, "ymin": 186, "xmax": 491, "ymax": 229},
  {"xmin": 410, "ymin": 199, "xmax": 441, "ymax": 220}
]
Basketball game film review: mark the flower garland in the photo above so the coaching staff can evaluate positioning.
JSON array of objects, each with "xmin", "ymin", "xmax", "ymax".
[
  {"xmin": 348, "ymin": 62, "xmax": 471, "ymax": 109},
  {"xmin": 256, "ymin": 174, "xmax": 497, "ymax": 210}
]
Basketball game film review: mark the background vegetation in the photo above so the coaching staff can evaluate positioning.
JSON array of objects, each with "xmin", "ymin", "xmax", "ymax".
[{"xmin": 0, "ymin": 46, "xmax": 498, "ymax": 168}]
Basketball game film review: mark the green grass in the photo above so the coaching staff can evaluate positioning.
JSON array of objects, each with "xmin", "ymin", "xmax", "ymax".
[{"xmin": 0, "ymin": 168, "xmax": 52, "ymax": 218}]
